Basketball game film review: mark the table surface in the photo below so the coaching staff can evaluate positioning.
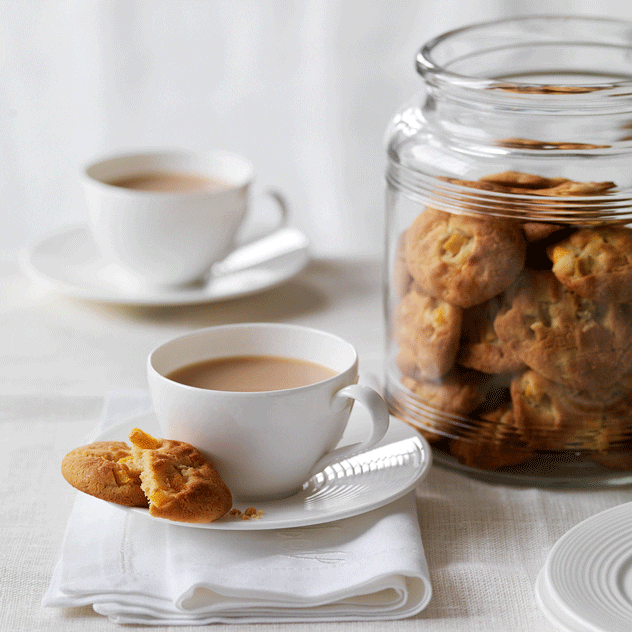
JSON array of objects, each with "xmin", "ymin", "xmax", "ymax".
[{"xmin": 3, "ymin": 252, "xmax": 631, "ymax": 632}]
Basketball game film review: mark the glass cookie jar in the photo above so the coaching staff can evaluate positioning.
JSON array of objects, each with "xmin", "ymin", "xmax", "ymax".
[{"xmin": 384, "ymin": 16, "xmax": 632, "ymax": 486}]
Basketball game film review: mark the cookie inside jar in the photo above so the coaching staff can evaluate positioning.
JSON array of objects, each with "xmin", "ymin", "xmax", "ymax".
[{"xmin": 386, "ymin": 171, "xmax": 632, "ymax": 485}]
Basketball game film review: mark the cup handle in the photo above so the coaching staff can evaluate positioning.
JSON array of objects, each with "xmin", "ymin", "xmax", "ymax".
[
  {"xmin": 237, "ymin": 188, "xmax": 289, "ymax": 247},
  {"xmin": 309, "ymin": 384, "xmax": 390, "ymax": 476}
]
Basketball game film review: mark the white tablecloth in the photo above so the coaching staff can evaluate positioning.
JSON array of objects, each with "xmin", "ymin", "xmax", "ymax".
[{"xmin": 2, "ymin": 253, "xmax": 631, "ymax": 632}]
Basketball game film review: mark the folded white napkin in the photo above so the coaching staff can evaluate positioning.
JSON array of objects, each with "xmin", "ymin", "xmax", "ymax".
[{"xmin": 43, "ymin": 390, "xmax": 432, "ymax": 624}]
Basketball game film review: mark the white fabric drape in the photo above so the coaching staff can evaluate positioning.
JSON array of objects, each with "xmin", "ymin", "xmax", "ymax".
[{"xmin": 2, "ymin": 0, "xmax": 631, "ymax": 256}]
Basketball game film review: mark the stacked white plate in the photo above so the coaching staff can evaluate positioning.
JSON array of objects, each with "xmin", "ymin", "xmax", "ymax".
[{"xmin": 536, "ymin": 502, "xmax": 632, "ymax": 632}]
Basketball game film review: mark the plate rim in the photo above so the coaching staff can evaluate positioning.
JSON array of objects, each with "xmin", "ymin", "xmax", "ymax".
[
  {"xmin": 92, "ymin": 410, "xmax": 432, "ymax": 530},
  {"xmin": 535, "ymin": 569, "xmax": 589, "ymax": 632},
  {"xmin": 19, "ymin": 223, "xmax": 310, "ymax": 306},
  {"xmin": 540, "ymin": 501, "xmax": 632, "ymax": 632}
]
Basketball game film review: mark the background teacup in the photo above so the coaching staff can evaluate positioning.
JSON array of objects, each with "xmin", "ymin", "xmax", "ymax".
[
  {"xmin": 147, "ymin": 323, "xmax": 390, "ymax": 500},
  {"xmin": 82, "ymin": 149, "xmax": 287, "ymax": 287}
]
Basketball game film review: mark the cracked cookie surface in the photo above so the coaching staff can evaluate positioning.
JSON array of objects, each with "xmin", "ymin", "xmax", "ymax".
[
  {"xmin": 404, "ymin": 208, "xmax": 526, "ymax": 308},
  {"xmin": 494, "ymin": 270, "xmax": 632, "ymax": 392},
  {"xmin": 123, "ymin": 428, "xmax": 233, "ymax": 524},
  {"xmin": 61, "ymin": 441, "xmax": 148, "ymax": 507}
]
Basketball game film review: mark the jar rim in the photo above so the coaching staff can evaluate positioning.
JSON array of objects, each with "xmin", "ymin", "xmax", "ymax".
[{"xmin": 416, "ymin": 15, "xmax": 632, "ymax": 99}]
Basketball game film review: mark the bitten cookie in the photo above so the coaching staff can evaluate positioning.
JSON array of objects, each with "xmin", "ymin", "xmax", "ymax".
[
  {"xmin": 510, "ymin": 369, "xmax": 632, "ymax": 452},
  {"xmin": 449, "ymin": 403, "xmax": 536, "ymax": 470},
  {"xmin": 494, "ymin": 270, "xmax": 632, "ymax": 392},
  {"xmin": 548, "ymin": 226, "xmax": 632, "ymax": 303},
  {"xmin": 61, "ymin": 441, "xmax": 148, "ymax": 508},
  {"xmin": 123, "ymin": 428, "xmax": 233, "ymax": 524},
  {"xmin": 404, "ymin": 207, "xmax": 526, "ymax": 308},
  {"xmin": 394, "ymin": 286, "xmax": 462, "ymax": 379}
]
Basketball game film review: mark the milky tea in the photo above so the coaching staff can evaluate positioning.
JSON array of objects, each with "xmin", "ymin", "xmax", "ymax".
[{"xmin": 166, "ymin": 355, "xmax": 337, "ymax": 392}]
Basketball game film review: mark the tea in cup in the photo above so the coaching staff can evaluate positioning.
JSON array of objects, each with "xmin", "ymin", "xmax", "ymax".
[
  {"xmin": 82, "ymin": 149, "xmax": 287, "ymax": 287},
  {"xmin": 147, "ymin": 323, "xmax": 390, "ymax": 500}
]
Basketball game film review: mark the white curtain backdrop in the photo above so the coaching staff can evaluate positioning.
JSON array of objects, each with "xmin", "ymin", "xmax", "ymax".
[{"xmin": 2, "ymin": 0, "xmax": 631, "ymax": 256}]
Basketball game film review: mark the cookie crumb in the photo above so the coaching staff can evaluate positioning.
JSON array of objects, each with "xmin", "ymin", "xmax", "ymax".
[{"xmin": 230, "ymin": 506, "xmax": 263, "ymax": 520}]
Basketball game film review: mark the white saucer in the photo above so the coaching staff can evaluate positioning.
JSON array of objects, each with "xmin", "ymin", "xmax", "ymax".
[
  {"xmin": 94, "ymin": 410, "xmax": 431, "ymax": 530},
  {"xmin": 19, "ymin": 225, "xmax": 309, "ymax": 305},
  {"xmin": 535, "ymin": 502, "xmax": 632, "ymax": 632}
]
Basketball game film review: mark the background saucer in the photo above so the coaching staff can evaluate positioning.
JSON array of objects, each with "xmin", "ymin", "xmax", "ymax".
[
  {"xmin": 20, "ymin": 225, "xmax": 309, "ymax": 305},
  {"xmin": 96, "ymin": 410, "xmax": 431, "ymax": 530},
  {"xmin": 536, "ymin": 502, "xmax": 632, "ymax": 632}
]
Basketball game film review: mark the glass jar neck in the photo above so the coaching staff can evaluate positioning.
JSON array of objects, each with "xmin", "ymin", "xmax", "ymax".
[{"xmin": 416, "ymin": 16, "xmax": 632, "ymax": 152}]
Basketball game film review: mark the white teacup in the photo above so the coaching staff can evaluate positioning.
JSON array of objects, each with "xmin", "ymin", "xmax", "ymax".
[
  {"xmin": 82, "ymin": 149, "xmax": 287, "ymax": 287},
  {"xmin": 147, "ymin": 323, "xmax": 390, "ymax": 500}
]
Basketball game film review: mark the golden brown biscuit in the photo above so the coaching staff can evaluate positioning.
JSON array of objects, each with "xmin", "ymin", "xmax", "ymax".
[
  {"xmin": 124, "ymin": 428, "xmax": 233, "ymax": 524},
  {"xmin": 440, "ymin": 172, "xmax": 615, "ymax": 227},
  {"xmin": 442, "ymin": 171, "xmax": 615, "ymax": 197},
  {"xmin": 479, "ymin": 171, "xmax": 569, "ymax": 190},
  {"xmin": 548, "ymin": 227, "xmax": 632, "ymax": 303},
  {"xmin": 510, "ymin": 369, "xmax": 632, "ymax": 452},
  {"xmin": 61, "ymin": 441, "xmax": 148, "ymax": 508},
  {"xmin": 394, "ymin": 287, "xmax": 462, "ymax": 379},
  {"xmin": 449, "ymin": 403, "xmax": 536, "ymax": 470},
  {"xmin": 497, "ymin": 138, "xmax": 609, "ymax": 150},
  {"xmin": 400, "ymin": 368, "xmax": 490, "ymax": 441},
  {"xmin": 494, "ymin": 270, "xmax": 632, "ymax": 392},
  {"xmin": 457, "ymin": 300, "xmax": 526, "ymax": 375},
  {"xmin": 455, "ymin": 172, "xmax": 605, "ymax": 245},
  {"xmin": 529, "ymin": 180, "xmax": 616, "ymax": 197},
  {"xmin": 404, "ymin": 208, "xmax": 526, "ymax": 308},
  {"xmin": 479, "ymin": 171, "xmax": 615, "ymax": 197}
]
